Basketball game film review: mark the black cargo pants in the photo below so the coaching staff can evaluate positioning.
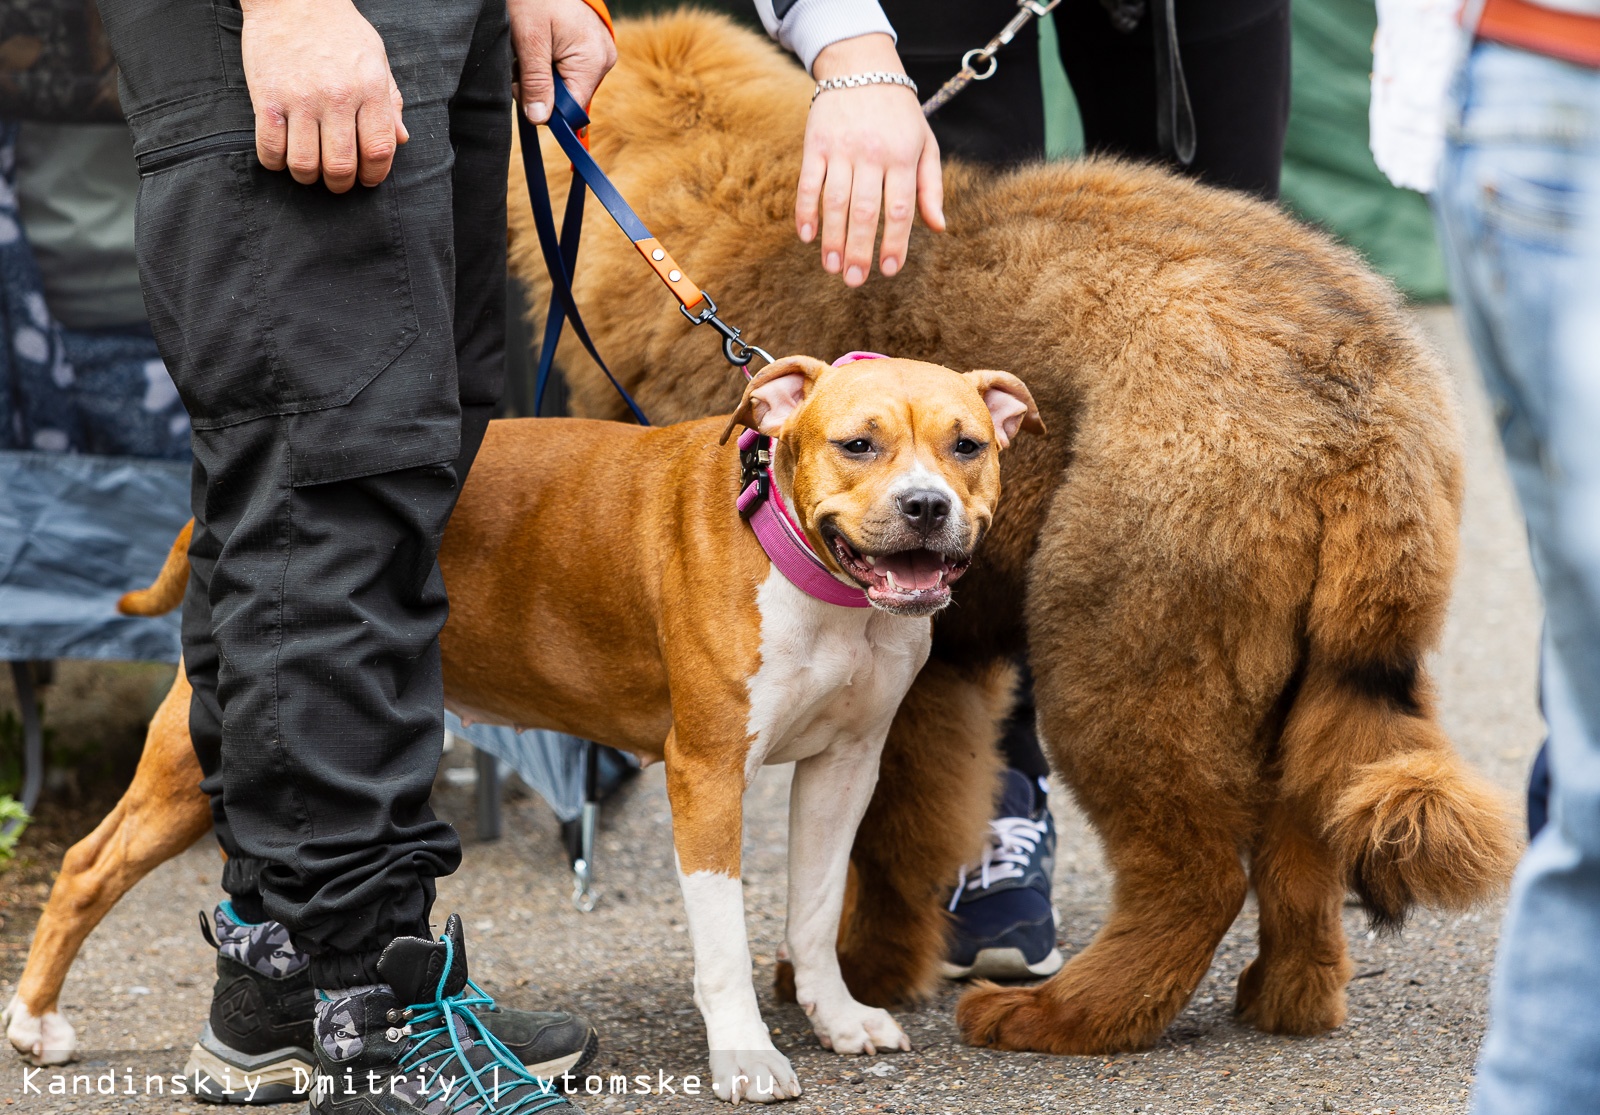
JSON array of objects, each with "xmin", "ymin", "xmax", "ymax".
[{"xmin": 99, "ymin": 0, "xmax": 511, "ymax": 988}]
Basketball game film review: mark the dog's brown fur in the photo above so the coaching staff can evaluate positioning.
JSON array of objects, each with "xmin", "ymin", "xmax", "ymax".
[
  {"xmin": 507, "ymin": 11, "xmax": 1520, "ymax": 1053},
  {"xmin": 8, "ymin": 9, "xmax": 1518, "ymax": 1065}
]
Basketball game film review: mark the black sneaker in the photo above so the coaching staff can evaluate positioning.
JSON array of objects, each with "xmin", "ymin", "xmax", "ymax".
[
  {"xmin": 941, "ymin": 770, "xmax": 1064, "ymax": 980},
  {"xmin": 184, "ymin": 905, "xmax": 597, "ymax": 1104},
  {"xmin": 310, "ymin": 914, "xmax": 575, "ymax": 1114},
  {"xmin": 184, "ymin": 903, "xmax": 316, "ymax": 1103}
]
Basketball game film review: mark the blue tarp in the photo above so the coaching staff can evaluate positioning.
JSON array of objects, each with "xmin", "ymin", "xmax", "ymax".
[
  {"xmin": 446, "ymin": 714, "xmax": 592, "ymax": 823},
  {"xmin": 0, "ymin": 449, "xmax": 186, "ymax": 661}
]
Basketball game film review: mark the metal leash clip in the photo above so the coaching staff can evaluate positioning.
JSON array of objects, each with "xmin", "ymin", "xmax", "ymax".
[
  {"xmin": 680, "ymin": 292, "xmax": 776, "ymax": 371},
  {"xmin": 922, "ymin": 0, "xmax": 1063, "ymax": 118}
]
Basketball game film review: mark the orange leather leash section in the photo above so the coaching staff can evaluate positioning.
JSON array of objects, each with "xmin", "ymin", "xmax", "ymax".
[{"xmin": 1478, "ymin": 0, "xmax": 1600, "ymax": 68}]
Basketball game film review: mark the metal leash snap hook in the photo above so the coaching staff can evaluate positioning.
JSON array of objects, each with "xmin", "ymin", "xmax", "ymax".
[{"xmin": 681, "ymin": 290, "xmax": 775, "ymax": 369}]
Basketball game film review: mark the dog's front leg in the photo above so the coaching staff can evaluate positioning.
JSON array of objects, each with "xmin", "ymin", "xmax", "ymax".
[
  {"xmin": 786, "ymin": 742, "xmax": 911, "ymax": 1056},
  {"xmin": 666, "ymin": 732, "xmax": 801, "ymax": 1105}
]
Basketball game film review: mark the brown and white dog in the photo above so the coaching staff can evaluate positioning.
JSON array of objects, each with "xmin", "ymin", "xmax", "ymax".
[{"xmin": 4, "ymin": 355, "xmax": 1040, "ymax": 1104}]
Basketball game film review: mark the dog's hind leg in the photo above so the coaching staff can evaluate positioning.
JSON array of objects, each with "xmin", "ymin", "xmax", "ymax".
[
  {"xmin": 1234, "ymin": 798, "xmax": 1352, "ymax": 1034},
  {"xmin": 777, "ymin": 661, "xmax": 1008, "ymax": 1008},
  {"xmin": 957, "ymin": 801, "xmax": 1250, "ymax": 1053},
  {"xmin": 956, "ymin": 489, "xmax": 1275, "ymax": 1052},
  {"xmin": 4, "ymin": 666, "xmax": 212, "ymax": 1065}
]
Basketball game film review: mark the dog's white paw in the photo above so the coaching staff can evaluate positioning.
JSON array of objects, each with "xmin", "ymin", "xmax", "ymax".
[
  {"xmin": 709, "ymin": 1047, "xmax": 802, "ymax": 1104},
  {"xmin": 809, "ymin": 1002, "xmax": 910, "ymax": 1056},
  {"xmin": 3, "ymin": 995, "xmax": 77, "ymax": 1065}
]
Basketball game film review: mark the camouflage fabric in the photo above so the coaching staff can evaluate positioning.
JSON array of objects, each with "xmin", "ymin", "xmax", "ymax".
[
  {"xmin": 0, "ymin": 0, "xmax": 121, "ymax": 123},
  {"xmin": 315, "ymin": 990, "xmax": 370, "ymax": 1061},
  {"xmin": 213, "ymin": 903, "xmax": 311, "ymax": 979}
]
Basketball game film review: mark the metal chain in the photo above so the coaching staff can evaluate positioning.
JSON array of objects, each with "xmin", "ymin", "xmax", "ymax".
[{"xmin": 920, "ymin": 0, "xmax": 1063, "ymax": 118}]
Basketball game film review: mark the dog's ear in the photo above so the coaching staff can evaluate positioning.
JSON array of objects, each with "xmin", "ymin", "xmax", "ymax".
[
  {"xmin": 720, "ymin": 355, "xmax": 831, "ymax": 444},
  {"xmin": 963, "ymin": 370, "xmax": 1047, "ymax": 450}
]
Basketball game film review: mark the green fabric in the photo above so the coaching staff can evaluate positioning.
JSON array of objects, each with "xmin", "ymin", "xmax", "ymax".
[
  {"xmin": 14, "ymin": 122, "xmax": 147, "ymax": 328},
  {"xmin": 1279, "ymin": 0, "xmax": 1448, "ymax": 300},
  {"xmin": 1041, "ymin": 16, "xmax": 1085, "ymax": 160}
]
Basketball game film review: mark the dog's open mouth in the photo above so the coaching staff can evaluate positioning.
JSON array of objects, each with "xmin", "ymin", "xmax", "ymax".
[{"xmin": 824, "ymin": 528, "xmax": 971, "ymax": 612}]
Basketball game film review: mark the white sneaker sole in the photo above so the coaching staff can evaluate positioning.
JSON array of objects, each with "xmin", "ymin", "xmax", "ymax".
[
  {"xmin": 184, "ymin": 1039, "xmax": 313, "ymax": 1104},
  {"xmin": 941, "ymin": 945, "xmax": 1065, "ymax": 982}
]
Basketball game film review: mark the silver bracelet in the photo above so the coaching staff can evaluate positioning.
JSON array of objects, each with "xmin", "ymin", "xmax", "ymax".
[{"xmin": 812, "ymin": 71, "xmax": 919, "ymax": 102}]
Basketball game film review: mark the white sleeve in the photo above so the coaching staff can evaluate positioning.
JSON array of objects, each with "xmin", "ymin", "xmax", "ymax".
[{"xmin": 752, "ymin": 0, "xmax": 897, "ymax": 73}]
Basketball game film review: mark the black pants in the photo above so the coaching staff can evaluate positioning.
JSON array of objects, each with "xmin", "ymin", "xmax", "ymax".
[
  {"xmin": 881, "ymin": 0, "xmax": 1292, "ymax": 780},
  {"xmin": 100, "ymin": 0, "xmax": 511, "ymax": 987},
  {"xmin": 884, "ymin": 0, "xmax": 1292, "ymax": 198}
]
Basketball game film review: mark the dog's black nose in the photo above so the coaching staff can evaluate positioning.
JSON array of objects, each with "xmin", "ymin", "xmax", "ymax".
[{"xmin": 898, "ymin": 489, "xmax": 951, "ymax": 532}]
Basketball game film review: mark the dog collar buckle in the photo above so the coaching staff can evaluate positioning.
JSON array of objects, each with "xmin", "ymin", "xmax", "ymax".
[{"xmin": 738, "ymin": 433, "xmax": 772, "ymax": 519}]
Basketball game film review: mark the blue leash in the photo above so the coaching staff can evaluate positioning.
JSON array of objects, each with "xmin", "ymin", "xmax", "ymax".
[{"xmin": 517, "ymin": 77, "xmax": 774, "ymax": 424}]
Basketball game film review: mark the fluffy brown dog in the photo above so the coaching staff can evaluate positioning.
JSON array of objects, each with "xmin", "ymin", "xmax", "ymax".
[{"xmin": 506, "ymin": 10, "xmax": 1519, "ymax": 1054}]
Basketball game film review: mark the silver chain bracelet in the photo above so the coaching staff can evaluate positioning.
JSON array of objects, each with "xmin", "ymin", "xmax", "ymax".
[{"xmin": 812, "ymin": 71, "xmax": 919, "ymax": 103}]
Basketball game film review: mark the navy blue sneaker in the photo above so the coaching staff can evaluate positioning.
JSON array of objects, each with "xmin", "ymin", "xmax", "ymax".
[{"xmin": 942, "ymin": 769, "xmax": 1063, "ymax": 980}]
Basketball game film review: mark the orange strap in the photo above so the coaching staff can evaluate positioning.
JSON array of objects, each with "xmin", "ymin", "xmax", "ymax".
[
  {"xmin": 1477, "ymin": 0, "xmax": 1600, "ymax": 68},
  {"xmin": 579, "ymin": 0, "xmax": 614, "ymax": 39}
]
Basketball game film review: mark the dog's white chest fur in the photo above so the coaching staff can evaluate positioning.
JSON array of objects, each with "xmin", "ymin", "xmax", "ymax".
[{"xmin": 744, "ymin": 567, "xmax": 931, "ymax": 778}]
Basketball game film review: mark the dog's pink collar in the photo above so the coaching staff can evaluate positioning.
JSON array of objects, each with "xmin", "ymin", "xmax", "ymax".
[{"xmin": 734, "ymin": 351, "xmax": 889, "ymax": 608}]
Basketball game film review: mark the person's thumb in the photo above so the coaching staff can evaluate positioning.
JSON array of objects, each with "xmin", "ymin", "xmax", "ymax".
[{"xmin": 517, "ymin": 23, "xmax": 555, "ymax": 123}]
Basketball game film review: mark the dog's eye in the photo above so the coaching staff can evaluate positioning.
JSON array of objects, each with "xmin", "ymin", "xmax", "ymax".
[
  {"xmin": 954, "ymin": 437, "xmax": 983, "ymax": 456},
  {"xmin": 838, "ymin": 438, "xmax": 874, "ymax": 456}
]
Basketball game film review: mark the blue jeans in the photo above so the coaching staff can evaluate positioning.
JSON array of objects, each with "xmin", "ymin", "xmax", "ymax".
[{"xmin": 1434, "ymin": 41, "xmax": 1600, "ymax": 1115}]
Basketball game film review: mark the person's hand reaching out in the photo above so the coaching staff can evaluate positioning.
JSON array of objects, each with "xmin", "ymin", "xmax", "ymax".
[{"xmin": 798, "ymin": 33, "xmax": 945, "ymax": 287}]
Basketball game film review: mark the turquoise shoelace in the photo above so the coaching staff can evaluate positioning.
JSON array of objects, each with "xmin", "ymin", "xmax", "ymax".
[{"xmin": 390, "ymin": 934, "xmax": 566, "ymax": 1115}]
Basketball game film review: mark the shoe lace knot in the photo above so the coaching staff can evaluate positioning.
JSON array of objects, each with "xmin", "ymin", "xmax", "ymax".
[
  {"xmin": 948, "ymin": 814, "xmax": 1047, "ymax": 910},
  {"xmin": 395, "ymin": 934, "xmax": 566, "ymax": 1114}
]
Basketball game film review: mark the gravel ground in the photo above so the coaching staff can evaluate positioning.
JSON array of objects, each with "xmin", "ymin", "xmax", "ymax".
[{"xmin": 0, "ymin": 307, "xmax": 1544, "ymax": 1114}]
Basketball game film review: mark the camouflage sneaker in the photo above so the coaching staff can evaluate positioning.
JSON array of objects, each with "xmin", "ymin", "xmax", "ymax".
[
  {"xmin": 185, "ymin": 905, "xmax": 596, "ymax": 1104},
  {"xmin": 310, "ymin": 915, "xmax": 576, "ymax": 1114}
]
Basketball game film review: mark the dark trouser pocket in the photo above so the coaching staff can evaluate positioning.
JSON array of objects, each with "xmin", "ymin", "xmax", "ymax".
[{"xmin": 136, "ymin": 143, "xmax": 421, "ymax": 429}]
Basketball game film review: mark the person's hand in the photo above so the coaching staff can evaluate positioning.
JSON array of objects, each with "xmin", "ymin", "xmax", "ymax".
[
  {"xmin": 509, "ymin": 0, "xmax": 618, "ymax": 123},
  {"xmin": 798, "ymin": 34, "xmax": 945, "ymax": 287},
  {"xmin": 240, "ymin": 0, "xmax": 408, "ymax": 193}
]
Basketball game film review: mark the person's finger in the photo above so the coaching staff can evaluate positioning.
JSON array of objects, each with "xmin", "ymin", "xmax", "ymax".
[
  {"xmin": 841, "ymin": 162, "xmax": 884, "ymax": 287},
  {"xmin": 878, "ymin": 161, "xmax": 917, "ymax": 277},
  {"xmin": 286, "ymin": 109, "xmax": 321, "ymax": 185},
  {"xmin": 389, "ymin": 78, "xmax": 409, "ymax": 147},
  {"xmin": 795, "ymin": 145, "xmax": 825, "ymax": 243},
  {"xmin": 255, "ymin": 105, "xmax": 289, "ymax": 172},
  {"xmin": 917, "ymin": 124, "xmax": 946, "ymax": 233},
  {"xmin": 320, "ymin": 100, "xmax": 360, "ymax": 193},
  {"xmin": 818, "ymin": 156, "xmax": 852, "ymax": 276},
  {"xmin": 516, "ymin": 19, "xmax": 555, "ymax": 123},
  {"xmin": 355, "ymin": 91, "xmax": 398, "ymax": 188}
]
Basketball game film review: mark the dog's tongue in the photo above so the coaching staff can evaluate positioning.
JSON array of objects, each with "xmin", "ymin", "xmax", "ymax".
[{"xmin": 878, "ymin": 550, "xmax": 945, "ymax": 592}]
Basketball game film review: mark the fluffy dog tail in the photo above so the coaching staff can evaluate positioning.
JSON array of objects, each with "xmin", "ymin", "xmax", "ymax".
[
  {"xmin": 118, "ymin": 519, "xmax": 193, "ymax": 617},
  {"xmin": 1278, "ymin": 462, "xmax": 1519, "ymax": 930}
]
